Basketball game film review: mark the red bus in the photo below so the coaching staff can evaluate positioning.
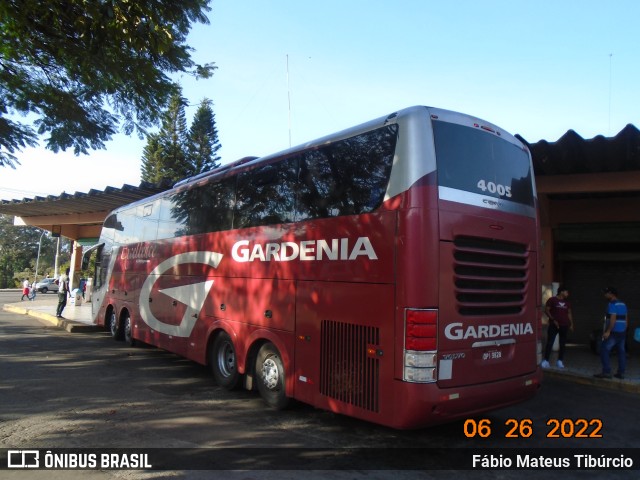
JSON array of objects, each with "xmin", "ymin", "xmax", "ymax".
[{"xmin": 84, "ymin": 106, "xmax": 542, "ymax": 429}]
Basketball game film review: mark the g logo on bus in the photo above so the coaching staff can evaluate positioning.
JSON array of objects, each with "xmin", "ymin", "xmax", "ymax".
[{"xmin": 139, "ymin": 251, "xmax": 224, "ymax": 337}]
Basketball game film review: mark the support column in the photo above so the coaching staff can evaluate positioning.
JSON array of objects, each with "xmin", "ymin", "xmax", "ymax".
[{"xmin": 69, "ymin": 241, "xmax": 83, "ymax": 290}]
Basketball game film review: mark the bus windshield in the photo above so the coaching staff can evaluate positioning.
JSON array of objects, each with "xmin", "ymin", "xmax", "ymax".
[{"xmin": 433, "ymin": 120, "xmax": 535, "ymax": 212}]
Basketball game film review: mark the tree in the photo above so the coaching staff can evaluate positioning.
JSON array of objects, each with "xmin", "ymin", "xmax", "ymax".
[
  {"xmin": 141, "ymin": 90, "xmax": 189, "ymax": 184},
  {"xmin": 187, "ymin": 98, "xmax": 222, "ymax": 176},
  {"xmin": 141, "ymin": 94, "xmax": 222, "ymax": 184},
  {"xmin": 140, "ymin": 133, "xmax": 165, "ymax": 185},
  {"xmin": 161, "ymin": 92, "xmax": 190, "ymax": 181},
  {"xmin": 0, "ymin": 215, "xmax": 59, "ymax": 288},
  {"xmin": 0, "ymin": 0, "xmax": 216, "ymax": 168}
]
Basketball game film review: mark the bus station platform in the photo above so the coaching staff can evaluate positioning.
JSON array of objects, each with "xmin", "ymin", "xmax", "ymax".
[
  {"xmin": 4, "ymin": 292, "xmax": 640, "ymax": 394},
  {"xmin": 4, "ymin": 291, "xmax": 97, "ymax": 333}
]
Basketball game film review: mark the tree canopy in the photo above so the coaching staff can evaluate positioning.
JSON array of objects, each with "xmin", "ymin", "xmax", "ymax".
[
  {"xmin": 188, "ymin": 98, "xmax": 222, "ymax": 175},
  {"xmin": 141, "ymin": 92, "xmax": 221, "ymax": 184},
  {"xmin": 0, "ymin": 215, "xmax": 63, "ymax": 288},
  {"xmin": 0, "ymin": 0, "xmax": 215, "ymax": 168}
]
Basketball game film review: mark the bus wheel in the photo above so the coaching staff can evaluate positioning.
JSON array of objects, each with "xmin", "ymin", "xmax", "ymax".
[
  {"xmin": 123, "ymin": 315, "xmax": 135, "ymax": 346},
  {"xmin": 211, "ymin": 332, "xmax": 240, "ymax": 389},
  {"xmin": 255, "ymin": 343, "xmax": 289, "ymax": 410},
  {"xmin": 109, "ymin": 312, "xmax": 122, "ymax": 340}
]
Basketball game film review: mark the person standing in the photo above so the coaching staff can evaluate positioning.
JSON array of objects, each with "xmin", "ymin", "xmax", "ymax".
[
  {"xmin": 594, "ymin": 287, "xmax": 628, "ymax": 379},
  {"xmin": 541, "ymin": 286, "xmax": 573, "ymax": 369},
  {"xmin": 56, "ymin": 268, "xmax": 70, "ymax": 318}
]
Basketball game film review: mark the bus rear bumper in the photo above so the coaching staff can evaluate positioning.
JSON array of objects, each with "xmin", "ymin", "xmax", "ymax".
[{"xmin": 388, "ymin": 368, "xmax": 542, "ymax": 429}]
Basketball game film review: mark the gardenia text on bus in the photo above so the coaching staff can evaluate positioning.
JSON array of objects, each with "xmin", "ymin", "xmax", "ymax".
[{"xmin": 231, "ymin": 237, "xmax": 378, "ymax": 262}]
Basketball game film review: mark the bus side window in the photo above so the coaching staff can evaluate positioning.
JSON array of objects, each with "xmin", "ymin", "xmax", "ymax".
[
  {"xmin": 158, "ymin": 197, "xmax": 183, "ymax": 240},
  {"xmin": 297, "ymin": 124, "xmax": 397, "ymax": 221},
  {"xmin": 234, "ymin": 158, "xmax": 297, "ymax": 229},
  {"xmin": 173, "ymin": 177, "xmax": 236, "ymax": 235},
  {"xmin": 134, "ymin": 202, "xmax": 159, "ymax": 242}
]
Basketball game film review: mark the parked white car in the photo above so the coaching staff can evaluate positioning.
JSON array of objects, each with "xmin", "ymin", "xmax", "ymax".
[{"xmin": 35, "ymin": 278, "xmax": 59, "ymax": 293}]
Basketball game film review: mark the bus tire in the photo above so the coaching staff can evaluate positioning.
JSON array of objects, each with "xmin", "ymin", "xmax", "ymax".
[
  {"xmin": 123, "ymin": 314, "xmax": 135, "ymax": 346},
  {"xmin": 255, "ymin": 342, "xmax": 289, "ymax": 410},
  {"xmin": 211, "ymin": 332, "xmax": 240, "ymax": 390},
  {"xmin": 109, "ymin": 312, "xmax": 123, "ymax": 341}
]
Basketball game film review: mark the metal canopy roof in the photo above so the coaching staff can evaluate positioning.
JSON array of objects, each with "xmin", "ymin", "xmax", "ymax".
[
  {"xmin": 518, "ymin": 124, "xmax": 640, "ymax": 176},
  {"xmin": 0, "ymin": 181, "xmax": 171, "ymax": 219}
]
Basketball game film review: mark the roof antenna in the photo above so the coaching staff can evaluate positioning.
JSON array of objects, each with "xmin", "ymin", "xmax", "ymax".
[
  {"xmin": 608, "ymin": 53, "xmax": 613, "ymax": 135},
  {"xmin": 287, "ymin": 54, "xmax": 292, "ymax": 148}
]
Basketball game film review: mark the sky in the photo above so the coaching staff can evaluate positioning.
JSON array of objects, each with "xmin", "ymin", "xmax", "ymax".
[{"xmin": 1, "ymin": 0, "xmax": 638, "ymax": 199}]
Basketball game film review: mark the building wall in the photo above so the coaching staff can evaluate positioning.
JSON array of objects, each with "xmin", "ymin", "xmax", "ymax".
[{"xmin": 538, "ymin": 174, "xmax": 640, "ymax": 347}]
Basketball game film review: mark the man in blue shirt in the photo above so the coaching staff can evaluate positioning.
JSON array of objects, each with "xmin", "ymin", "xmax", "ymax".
[{"xmin": 594, "ymin": 287, "xmax": 628, "ymax": 379}]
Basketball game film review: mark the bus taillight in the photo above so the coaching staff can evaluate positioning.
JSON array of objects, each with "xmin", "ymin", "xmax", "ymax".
[{"xmin": 403, "ymin": 309, "xmax": 438, "ymax": 383}]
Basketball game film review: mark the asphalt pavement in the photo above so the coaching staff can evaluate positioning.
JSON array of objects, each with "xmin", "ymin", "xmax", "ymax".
[
  {"xmin": 4, "ymin": 289, "xmax": 640, "ymax": 394},
  {"xmin": 2, "ymin": 289, "xmax": 639, "ymax": 479}
]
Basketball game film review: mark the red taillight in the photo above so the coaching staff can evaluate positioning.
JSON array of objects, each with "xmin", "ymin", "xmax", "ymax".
[
  {"xmin": 405, "ymin": 309, "xmax": 437, "ymax": 351},
  {"xmin": 406, "ymin": 309, "xmax": 437, "ymax": 324},
  {"xmin": 406, "ymin": 323, "xmax": 437, "ymax": 337},
  {"xmin": 406, "ymin": 337, "xmax": 437, "ymax": 351}
]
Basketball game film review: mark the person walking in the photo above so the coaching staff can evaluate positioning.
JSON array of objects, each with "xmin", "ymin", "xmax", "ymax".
[
  {"xmin": 56, "ymin": 269, "xmax": 70, "ymax": 318},
  {"xmin": 21, "ymin": 278, "xmax": 30, "ymax": 301},
  {"xmin": 594, "ymin": 287, "xmax": 628, "ymax": 379},
  {"xmin": 541, "ymin": 286, "xmax": 573, "ymax": 369}
]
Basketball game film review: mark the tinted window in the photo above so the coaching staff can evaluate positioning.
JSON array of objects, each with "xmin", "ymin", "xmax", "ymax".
[
  {"xmin": 133, "ymin": 202, "xmax": 159, "ymax": 242},
  {"xmin": 433, "ymin": 121, "xmax": 534, "ymax": 207},
  {"xmin": 101, "ymin": 214, "xmax": 119, "ymax": 244},
  {"xmin": 170, "ymin": 177, "xmax": 236, "ymax": 235},
  {"xmin": 105, "ymin": 125, "xmax": 398, "ymax": 242},
  {"xmin": 157, "ymin": 197, "xmax": 183, "ymax": 240},
  {"xmin": 296, "ymin": 124, "xmax": 397, "ymax": 220},
  {"xmin": 234, "ymin": 158, "xmax": 298, "ymax": 229},
  {"xmin": 111, "ymin": 208, "xmax": 139, "ymax": 244}
]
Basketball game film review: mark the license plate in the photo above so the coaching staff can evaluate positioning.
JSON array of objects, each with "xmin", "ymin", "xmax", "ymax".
[{"xmin": 482, "ymin": 350, "xmax": 502, "ymax": 361}]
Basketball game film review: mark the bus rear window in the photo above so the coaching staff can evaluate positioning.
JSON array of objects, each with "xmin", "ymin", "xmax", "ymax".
[{"xmin": 433, "ymin": 121, "xmax": 534, "ymax": 208}]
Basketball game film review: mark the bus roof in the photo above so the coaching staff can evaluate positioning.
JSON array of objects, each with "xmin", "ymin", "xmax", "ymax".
[{"xmin": 108, "ymin": 105, "xmax": 524, "ymax": 215}]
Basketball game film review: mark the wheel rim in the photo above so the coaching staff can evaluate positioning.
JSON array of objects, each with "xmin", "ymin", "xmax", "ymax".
[
  {"xmin": 124, "ymin": 317, "xmax": 131, "ymax": 341},
  {"xmin": 216, "ymin": 341, "xmax": 236, "ymax": 378},
  {"xmin": 261, "ymin": 357, "xmax": 279, "ymax": 390},
  {"xmin": 110, "ymin": 313, "xmax": 117, "ymax": 336}
]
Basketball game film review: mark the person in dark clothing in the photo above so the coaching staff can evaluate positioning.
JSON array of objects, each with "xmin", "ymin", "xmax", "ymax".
[
  {"xmin": 541, "ymin": 285, "xmax": 573, "ymax": 369},
  {"xmin": 56, "ymin": 268, "xmax": 70, "ymax": 318}
]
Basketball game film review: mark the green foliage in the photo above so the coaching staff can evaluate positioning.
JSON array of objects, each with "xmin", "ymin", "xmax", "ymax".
[
  {"xmin": 161, "ymin": 92, "xmax": 190, "ymax": 181},
  {"xmin": 140, "ymin": 133, "xmax": 165, "ymax": 185},
  {"xmin": 0, "ymin": 215, "xmax": 64, "ymax": 287},
  {"xmin": 0, "ymin": 0, "xmax": 215, "ymax": 168},
  {"xmin": 141, "ymin": 93, "xmax": 221, "ymax": 184},
  {"xmin": 140, "ymin": 91, "xmax": 188, "ymax": 184},
  {"xmin": 188, "ymin": 98, "xmax": 222, "ymax": 175}
]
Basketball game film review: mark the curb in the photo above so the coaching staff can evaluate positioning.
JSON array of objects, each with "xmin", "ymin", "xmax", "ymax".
[
  {"xmin": 543, "ymin": 368, "xmax": 640, "ymax": 395},
  {"xmin": 3, "ymin": 304, "xmax": 99, "ymax": 333}
]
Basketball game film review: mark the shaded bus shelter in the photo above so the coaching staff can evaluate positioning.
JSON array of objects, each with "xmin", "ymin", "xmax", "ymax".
[
  {"xmin": 518, "ymin": 124, "xmax": 640, "ymax": 344},
  {"xmin": 0, "ymin": 182, "xmax": 170, "ymax": 290}
]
